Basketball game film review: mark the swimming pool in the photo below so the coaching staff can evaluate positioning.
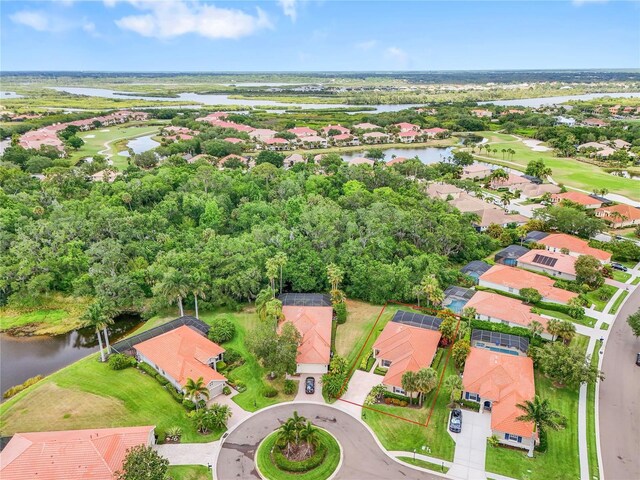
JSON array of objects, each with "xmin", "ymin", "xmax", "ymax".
[
  {"xmin": 487, "ymin": 346, "xmax": 519, "ymax": 356},
  {"xmin": 445, "ymin": 299, "xmax": 467, "ymax": 314}
]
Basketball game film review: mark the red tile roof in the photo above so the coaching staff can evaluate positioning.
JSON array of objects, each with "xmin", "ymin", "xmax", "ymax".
[
  {"xmin": 373, "ymin": 322, "xmax": 441, "ymax": 388},
  {"xmin": 322, "ymin": 125, "xmax": 350, "ymax": 135},
  {"xmin": 0, "ymin": 426, "xmax": 154, "ymax": 480},
  {"xmin": 517, "ymin": 249, "xmax": 577, "ymax": 276},
  {"xmin": 537, "ymin": 233, "xmax": 611, "ymax": 262},
  {"xmin": 596, "ymin": 204, "xmax": 640, "ymax": 222},
  {"xmin": 464, "ymin": 291, "xmax": 549, "ymax": 332},
  {"xmin": 463, "ymin": 348, "xmax": 535, "ymax": 438},
  {"xmin": 282, "ymin": 306, "xmax": 333, "ymax": 365},
  {"xmin": 134, "ymin": 325, "xmax": 225, "ymax": 387},
  {"xmin": 551, "ymin": 192, "xmax": 602, "ymax": 207},
  {"xmin": 288, "ymin": 127, "xmax": 317, "ymax": 137}
]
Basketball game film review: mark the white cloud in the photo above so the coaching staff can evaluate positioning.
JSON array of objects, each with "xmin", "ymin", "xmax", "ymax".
[
  {"xmin": 10, "ymin": 10, "xmax": 54, "ymax": 32},
  {"xmin": 278, "ymin": 0, "xmax": 298, "ymax": 22},
  {"xmin": 115, "ymin": 1, "xmax": 272, "ymax": 39},
  {"xmin": 572, "ymin": 0, "xmax": 609, "ymax": 5},
  {"xmin": 384, "ymin": 47, "xmax": 409, "ymax": 67},
  {"xmin": 356, "ymin": 40, "xmax": 377, "ymax": 51}
]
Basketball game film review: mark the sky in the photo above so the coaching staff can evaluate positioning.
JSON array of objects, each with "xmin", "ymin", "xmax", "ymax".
[{"xmin": 1, "ymin": 0, "xmax": 639, "ymax": 72}]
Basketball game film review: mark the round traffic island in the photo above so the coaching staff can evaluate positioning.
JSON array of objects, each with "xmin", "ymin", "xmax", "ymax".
[{"xmin": 256, "ymin": 428, "xmax": 341, "ymax": 480}]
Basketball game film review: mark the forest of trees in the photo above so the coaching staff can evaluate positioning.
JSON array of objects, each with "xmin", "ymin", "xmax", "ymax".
[{"xmin": 0, "ymin": 161, "xmax": 496, "ymax": 316}]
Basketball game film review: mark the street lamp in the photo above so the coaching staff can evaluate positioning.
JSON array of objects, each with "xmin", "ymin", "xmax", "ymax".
[{"xmin": 413, "ymin": 448, "xmax": 416, "ymax": 460}]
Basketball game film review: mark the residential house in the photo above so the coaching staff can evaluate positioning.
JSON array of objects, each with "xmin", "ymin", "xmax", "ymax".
[
  {"xmin": 423, "ymin": 127, "xmax": 450, "ymax": 138},
  {"xmin": 0, "ymin": 426, "xmax": 156, "ymax": 480},
  {"xmin": 462, "ymin": 348, "xmax": 536, "ymax": 454},
  {"xmin": 471, "ymin": 109, "xmax": 493, "ymax": 118},
  {"xmin": 300, "ymin": 135, "xmax": 328, "ymax": 148},
  {"xmin": 577, "ymin": 142, "xmax": 616, "ymax": 158},
  {"xmin": 196, "ymin": 112, "xmax": 229, "ymax": 123},
  {"xmin": 362, "ymin": 131, "xmax": 390, "ymax": 143},
  {"xmin": 464, "ymin": 291, "xmax": 551, "ymax": 339},
  {"xmin": 398, "ymin": 131, "xmax": 421, "ymax": 143},
  {"xmin": 349, "ymin": 157, "xmax": 375, "ymax": 166},
  {"xmin": 518, "ymin": 183, "xmax": 561, "ymax": 199},
  {"xmin": 321, "ymin": 125, "xmax": 350, "ymax": 136},
  {"xmin": 425, "ymin": 182, "xmax": 464, "ymax": 200},
  {"xmin": 461, "ymin": 164, "xmax": 493, "ymax": 180},
  {"xmin": 284, "ymin": 153, "xmax": 305, "ymax": 168},
  {"xmin": 526, "ymin": 231, "xmax": 611, "ymax": 263},
  {"xmin": 223, "ymin": 137, "xmax": 244, "ymax": 144},
  {"xmin": 372, "ymin": 311, "xmax": 442, "ymax": 397},
  {"xmin": 595, "ymin": 204, "xmax": 640, "ymax": 228},
  {"xmin": 280, "ymin": 294, "xmax": 333, "ymax": 374},
  {"xmin": 478, "ymin": 264, "xmax": 578, "ymax": 304},
  {"xmin": 386, "ymin": 156, "xmax": 408, "ymax": 166},
  {"xmin": 330, "ymin": 133, "xmax": 359, "ymax": 146},
  {"xmin": 263, "ymin": 137, "xmax": 290, "ymax": 151},
  {"xmin": 449, "ymin": 193, "xmax": 527, "ymax": 230},
  {"xmin": 394, "ymin": 122, "xmax": 420, "ymax": 133},
  {"xmin": 460, "ymin": 260, "xmax": 492, "ymax": 283},
  {"xmin": 582, "ymin": 118, "xmax": 609, "ymax": 127},
  {"xmin": 489, "ymin": 173, "xmax": 532, "ymax": 191},
  {"xmin": 610, "ymin": 139, "xmax": 631, "ymax": 150},
  {"xmin": 353, "ymin": 122, "xmax": 382, "ymax": 130},
  {"xmin": 218, "ymin": 154, "xmax": 249, "ymax": 168},
  {"xmin": 134, "ymin": 325, "xmax": 226, "ymax": 399},
  {"xmin": 495, "ymin": 245, "xmax": 530, "ymax": 267},
  {"xmin": 288, "ymin": 126, "xmax": 317, "ymax": 138},
  {"xmin": 517, "ymin": 249, "xmax": 577, "ymax": 280},
  {"xmin": 90, "ymin": 169, "xmax": 121, "ymax": 183},
  {"xmin": 250, "ymin": 128, "xmax": 278, "ymax": 141},
  {"xmin": 550, "ymin": 192, "xmax": 603, "ymax": 209}
]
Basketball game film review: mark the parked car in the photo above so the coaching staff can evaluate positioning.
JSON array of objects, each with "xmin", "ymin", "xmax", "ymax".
[
  {"xmin": 305, "ymin": 377, "xmax": 315, "ymax": 394},
  {"xmin": 636, "ymin": 353, "xmax": 640, "ymax": 367},
  {"xmin": 449, "ymin": 408, "xmax": 462, "ymax": 433},
  {"xmin": 611, "ymin": 262, "xmax": 628, "ymax": 272}
]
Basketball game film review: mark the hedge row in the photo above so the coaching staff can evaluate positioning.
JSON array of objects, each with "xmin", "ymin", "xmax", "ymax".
[
  {"xmin": 374, "ymin": 366, "xmax": 388, "ymax": 376},
  {"xmin": 459, "ymin": 399, "xmax": 481, "ymax": 412},
  {"xmin": 383, "ymin": 390, "xmax": 411, "ymax": 403},
  {"xmin": 273, "ymin": 439, "xmax": 328, "ymax": 473}
]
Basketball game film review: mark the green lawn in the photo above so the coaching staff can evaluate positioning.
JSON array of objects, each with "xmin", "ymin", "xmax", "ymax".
[
  {"xmin": 632, "ymin": 276, "xmax": 640, "ymax": 286},
  {"xmin": 197, "ymin": 309, "xmax": 297, "ymax": 412},
  {"xmin": 572, "ymin": 333, "xmax": 590, "ymax": 356},
  {"xmin": 167, "ymin": 465, "xmax": 212, "ymax": 480},
  {"xmin": 362, "ymin": 348, "xmax": 456, "ymax": 461},
  {"xmin": 587, "ymin": 341, "xmax": 602, "ymax": 480},
  {"xmin": 485, "ymin": 373, "xmax": 580, "ymax": 480},
  {"xmin": 464, "ymin": 132, "xmax": 640, "ymax": 201},
  {"xmin": 256, "ymin": 429, "xmax": 341, "ymax": 480},
  {"xmin": 584, "ymin": 285, "xmax": 618, "ymax": 312},
  {"xmin": 396, "ymin": 456, "xmax": 449, "ymax": 474},
  {"xmin": 0, "ymin": 294, "xmax": 91, "ymax": 335},
  {"xmin": 0, "ymin": 354, "xmax": 222, "ymax": 443},
  {"xmin": 608, "ymin": 290, "xmax": 628, "ymax": 315},
  {"xmin": 535, "ymin": 307, "xmax": 596, "ymax": 328},
  {"xmin": 612, "ymin": 271, "xmax": 632, "ymax": 283},
  {"xmin": 599, "ymin": 322, "xmax": 609, "ymax": 330}
]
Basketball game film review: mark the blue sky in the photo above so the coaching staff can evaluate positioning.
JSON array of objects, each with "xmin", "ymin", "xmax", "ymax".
[{"xmin": 1, "ymin": 1, "xmax": 638, "ymax": 71}]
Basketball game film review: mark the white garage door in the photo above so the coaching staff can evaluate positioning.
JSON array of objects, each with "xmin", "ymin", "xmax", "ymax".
[{"xmin": 297, "ymin": 363, "xmax": 328, "ymax": 374}]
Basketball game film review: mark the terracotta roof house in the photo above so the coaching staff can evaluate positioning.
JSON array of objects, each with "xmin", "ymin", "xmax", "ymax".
[
  {"xmin": 426, "ymin": 182, "xmax": 464, "ymax": 200},
  {"xmin": 163, "ymin": 126, "xmax": 194, "ymax": 135},
  {"xmin": 218, "ymin": 154, "xmax": 249, "ymax": 168},
  {"xmin": 0, "ymin": 426, "xmax": 156, "ymax": 480},
  {"xmin": 362, "ymin": 131, "xmax": 390, "ymax": 143},
  {"xmin": 372, "ymin": 321, "xmax": 441, "ymax": 396},
  {"xmin": 263, "ymin": 137, "xmax": 290, "ymax": 151},
  {"xmin": 471, "ymin": 109, "xmax": 493, "ymax": 118},
  {"xmin": 518, "ymin": 182, "xmax": 561, "ymax": 199},
  {"xmin": 423, "ymin": 127, "xmax": 449, "ymax": 138},
  {"xmin": 550, "ymin": 192, "xmax": 603, "ymax": 209},
  {"xmin": 281, "ymin": 304, "xmax": 333, "ymax": 374},
  {"xmin": 90, "ymin": 169, "xmax": 121, "ymax": 183},
  {"xmin": 595, "ymin": 204, "xmax": 640, "ymax": 228},
  {"xmin": 465, "ymin": 291, "xmax": 551, "ymax": 339},
  {"xmin": 300, "ymin": 135, "xmax": 328, "ymax": 147},
  {"xmin": 353, "ymin": 122, "xmax": 381, "ymax": 130},
  {"xmin": 472, "ymin": 208, "xmax": 528, "ymax": 231},
  {"xmin": 206, "ymin": 120, "xmax": 255, "ymax": 133},
  {"xmin": 461, "ymin": 164, "xmax": 493, "ymax": 180},
  {"xmin": 196, "ymin": 112, "xmax": 229, "ymax": 123},
  {"xmin": 250, "ymin": 128, "xmax": 278, "ymax": 141},
  {"xmin": 349, "ymin": 157, "xmax": 375, "ymax": 166},
  {"xmin": 284, "ymin": 153, "xmax": 305, "ymax": 168},
  {"xmin": 186, "ymin": 154, "xmax": 212, "ymax": 164},
  {"xmin": 386, "ymin": 156, "xmax": 409, "ymax": 166},
  {"xmin": 134, "ymin": 325, "xmax": 226, "ymax": 398},
  {"xmin": 288, "ymin": 126, "xmax": 317, "ymax": 138},
  {"xmin": 529, "ymin": 232, "xmax": 611, "ymax": 263},
  {"xmin": 394, "ymin": 122, "xmax": 420, "ymax": 132},
  {"xmin": 166, "ymin": 133, "xmax": 194, "ymax": 142},
  {"xmin": 223, "ymin": 137, "xmax": 244, "ymax": 144},
  {"xmin": 321, "ymin": 125, "xmax": 350, "ymax": 136},
  {"xmin": 489, "ymin": 173, "xmax": 531, "ymax": 190},
  {"xmin": 582, "ymin": 118, "xmax": 608, "ymax": 127},
  {"xmin": 330, "ymin": 133, "xmax": 359, "ymax": 146},
  {"xmin": 463, "ymin": 348, "xmax": 536, "ymax": 453},
  {"xmin": 479, "ymin": 264, "xmax": 578, "ymax": 304},
  {"xmin": 610, "ymin": 139, "xmax": 631, "ymax": 150},
  {"xmin": 398, "ymin": 130, "xmax": 421, "ymax": 143}
]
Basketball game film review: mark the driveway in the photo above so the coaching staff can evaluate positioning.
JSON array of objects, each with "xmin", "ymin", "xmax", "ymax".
[
  {"xmin": 211, "ymin": 389, "xmax": 251, "ymax": 430},
  {"xmin": 599, "ymin": 283, "xmax": 640, "ymax": 480},
  {"xmin": 215, "ymin": 403, "xmax": 443, "ymax": 480},
  {"xmin": 293, "ymin": 374, "xmax": 324, "ymax": 403},
  {"xmin": 337, "ymin": 369, "xmax": 382, "ymax": 417},
  {"xmin": 447, "ymin": 410, "xmax": 492, "ymax": 480}
]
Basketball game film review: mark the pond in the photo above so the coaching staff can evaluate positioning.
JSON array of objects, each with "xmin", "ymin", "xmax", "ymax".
[
  {"xmin": 480, "ymin": 92, "xmax": 640, "ymax": 108},
  {"xmin": 0, "ymin": 91, "xmax": 24, "ymax": 98},
  {"xmin": 0, "ymin": 314, "xmax": 144, "ymax": 399},
  {"xmin": 341, "ymin": 146, "xmax": 454, "ymax": 164},
  {"xmin": 118, "ymin": 134, "xmax": 160, "ymax": 157},
  {"xmin": 609, "ymin": 170, "xmax": 640, "ymax": 180}
]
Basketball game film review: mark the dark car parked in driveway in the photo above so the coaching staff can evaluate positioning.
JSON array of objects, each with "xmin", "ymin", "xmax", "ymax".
[
  {"xmin": 449, "ymin": 408, "xmax": 462, "ymax": 433},
  {"xmin": 611, "ymin": 262, "xmax": 628, "ymax": 272},
  {"xmin": 305, "ymin": 376, "xmax": 315, "ymax": 394}
]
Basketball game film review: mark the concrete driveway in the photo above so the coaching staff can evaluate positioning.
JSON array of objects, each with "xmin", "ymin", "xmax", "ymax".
[
  {"xmin": 447, "ymin": 410, "xmax": 492, "ymax": 480},
  {"xmin": 337, "ymin": 369, "xmax": 382, "ymax": 417},
  {"xmin": 211, "ymin": 389, "xmax": 251, "ymax": 430},
  {"xmin": 294, "ymin": 374, "xmax": 324, "ymax": 403}
]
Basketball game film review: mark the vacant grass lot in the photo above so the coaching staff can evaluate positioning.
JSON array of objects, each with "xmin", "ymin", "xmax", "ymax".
[
  {"xmin": 166, "ymin": 465, "xmax": 212, "ymax": 480},
  {"xmin": 362, "ymin": 348, "xmax": 456, "ymax": 462},
  {"xmin": 0, "ymin": 294, "xmax": 91, "ymax": 335},
  {"xmin": 466, "ymin": 132, "xmax": 640, "ymax": 201},
  {"xmin": 485, "ymin": 373, "xmax": 580, "ymax": 480}
]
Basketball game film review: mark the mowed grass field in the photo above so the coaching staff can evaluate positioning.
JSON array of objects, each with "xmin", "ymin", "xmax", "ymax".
[
  {"xmin": 166, "ymin": 465, "xmax": 212, "ymax": 480},
  {"xmin": 466, "ymin": 131, "xmax": 640, "ymax": 201}
]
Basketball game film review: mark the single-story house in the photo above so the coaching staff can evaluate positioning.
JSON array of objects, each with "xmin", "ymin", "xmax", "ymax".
[
  {"xmin": 526, "ymin": 232, "xmax": 611, "ymax": 263},
  {"xmin": 595, "ymin": 204, "xmax": 640, "ymax": 228},
  {"xmin": 462, "ymin": 347, "xmax": 536, "ymax": 454},
  {"xmin": 322, "ymin": 125, "xmax": 350, "ymax": 136},
  {"xmin": 330, "ymin": 133, "xmax": 359, "ymax": 146},
  {"xmin": 582, "ymin": 118, "xmax": 609, "ymax": 127},
  {"xmin": 281, "ymin": 299, "xmax": 333, "ymax": 374},
  {"xmin": 489, "ymin": 173, "xmax": 531, "ymax": 191},
  {"xmin": 134, "ymin": 325, "xmax": 226, "ymax": 399},
  {"xmin": 90, "ymin": 169, "xmax": 121, "ymax": 183},
  {"xmin": 398, "ymin": 131, "xmax": 421, "ymax": 143},
  {"xmin": 362, "ymin": 131, "xmax": 390, "ymax": 143},
  {"xmin": 464, "ymin": 291, "xmax": 552, "ymax": 340},
  {"xmin": 0, "ymin": 426, "xmax": 156, "ymax": 480},
  {"xmin": 250, "ymin": 128, "xmax": 278, "ymax": 141},
  {"xmin": 518, "ymin": 183, "xmax": 561, "ymax": 199},
  {"xmin": 471, "ymin": 109, "xmax": 493, "ymax": 118},
  {"xmin": 495, "ymin": 245, "xmax": 530, "ymax": 267},
  {"xmin": 300, "ymin": 135, "xmax": 328, "ymax": 148},
  {"xmin": 394, "ymin": 122, "xmax": 420, "ymax": 133},
  {"xmin": 461, "ymin": 164, "xmax": 493, "ymax": 180},
  {"xmin": 460, "ymin": 260, "xmax": 492, "ymax": 283},
  {"xmin": 218, "ymin": 154, "xmax": 249, "ymax": 168},
  {"xmin": 449, "ymin": 194, "xmax": 528, "ymax": 231},
  {"xmin": 284, "ymin": 153, "xmax": 306, "ymax": 168},
  {"xmin": 263, "ymin": 137, "xmax": 290, "ymax": 151},
  {"xmin": 372, "ymin": 315, "xmax": 441, "ymax": 397},
  {"xmin": 478, "ymin": 264, "xmax": 578, "ymax": 304},
  {"xmin": 551, "ymin": 192, "xmax": 603, "ymax": 209},
  {"xmin": 423, "ymin": 127, "xmax": 449, "ymax": 138},
  {"xmin": 349, "ymin": 157, "xmax": 375, "ymax": 166},
  {"xmin": 353, "ymin": 122, "xmax": 382, "ymax": 130},
  {"xmin": 386, "ymin": 156, "xmax": 409, "ymax": 166},
  {"xmin": 610, "ymin": 139, "xmax": 631, "ymax": 150},
  {"xmin": 517, "ymin": 249, "xmax": 577, "ymax": 281},
  {"xmin": 288, "ymin": 126, "xmax": 317, "ymax": 138},
  {"xmin": 426, "ymin": 182, "xmax": 464, "ymax": 200}
]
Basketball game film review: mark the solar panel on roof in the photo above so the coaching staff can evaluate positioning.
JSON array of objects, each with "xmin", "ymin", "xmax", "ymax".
[
  {"xmin": 532, "ymin": 253, "xmax": 558, "ymax": 267},
  {"xmin": 392, "ymin": 310, "xmax": 442, "ymax": 331}
]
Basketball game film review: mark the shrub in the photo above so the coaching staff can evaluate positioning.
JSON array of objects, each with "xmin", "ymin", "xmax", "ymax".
[
  {"xmin": 283, "ymin": 379, "xmax": 297, "ymax": 395},
  {"xmin": 108, "ymin": 353, "xmax": 135, "ymax": 370},
  {"xmin": 155, "ymin": 374, "xmax": 170, "ymax": 386},
  {"xmin": 223, "ymin": 385, "xmax": 231, "ymax": 395},
  {"xmin": 138, "ymin": 362, "xmax": 157, "ymax": 377},
  {"xmin": 182, "ymin": 399, "xmax": 196, "ymax": 411},
  {"xmin": 166, "ymin": 386, "xmax": 184, "ymax": 403},
  {"xmin": 3, "ymin": 375, "xmax": 44, "ymax": 399},
  {"xmin": 208, "ymin": 317, "xmax": 236, "ymax": 344},
  {"xmin": 234, "ymin": 381, "xmax": 247, "ymax": 393},
  {"xmin": 262, "ymin": 385, "xmax": 278, "ymax": 398},
  {"xmin": 334, "ymin": 302, "xmax": 347, "ymax": 324},
  {"xmin": 223, "ymin": 348, "xmax": 243, "ymax": 366},
  {"xmin": 382, "ymin": 390, "xmax": 411, "ymax": 403},
  {"xmin": 536, "ymin": 429, "xmax": 548, "ymax": 453},
  {"xmin": 272, "ymin": 439, "xmax": 328, "ymax": 473},
  {"xmin": 488, "ymin": 435, "xmax": 500, "ymax": 448},
  {"xmin": 216, "ymin": 361, "xmax": 227, "ymax": 372},
  {"xmin": 165, "ymin": 426, "xmax": 183, "ymax": 443},
  {"xmin": 459, "ymin": 399, "xmax": 481, "ymax": 411},
  {"xmin": 374, "ymin": 366, "xmax": 388, "ymax": 376}
]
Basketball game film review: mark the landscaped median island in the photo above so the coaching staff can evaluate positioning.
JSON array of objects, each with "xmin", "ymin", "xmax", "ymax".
[{"xmin": 256, "ymin": 412, "xmax": 341, "ymax": 480}]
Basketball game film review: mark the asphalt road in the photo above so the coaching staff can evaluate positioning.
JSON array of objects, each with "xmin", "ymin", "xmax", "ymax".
[
  {"xmin": 599, "ymin": 285, "xmax": 640, "ymax": 480},
  {"xmin": 216, "ymin": 403, "xmax": 441, "ymax": 480}
]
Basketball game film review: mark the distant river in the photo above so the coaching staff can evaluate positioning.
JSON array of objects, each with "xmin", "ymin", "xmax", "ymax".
[
  {"xmin": 480, "ymin": 92, "xmax": 640, "ymax": 108},
  {"xmin": 342, "ymin": 146, "xmax": 454, "ymax": 164}
]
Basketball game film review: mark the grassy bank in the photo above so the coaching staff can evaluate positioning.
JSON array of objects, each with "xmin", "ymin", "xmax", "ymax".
[
  {"xmin": 485, "ymin": 373, "xmax": 580, "ymax": 480},
  {"xmin": 0, "ymin": 294, "xmax": 91, "ymax": 335},
  {"xmin": 587, "ymin": 341, "xmax": 602, "ymax": 480}
]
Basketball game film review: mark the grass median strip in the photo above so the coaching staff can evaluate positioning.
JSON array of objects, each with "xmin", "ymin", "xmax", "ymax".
[
  {"xmin": 396, "ymin": 456, "xmax": 449, "ymax": 474},
  {"xmin": 608, "ymin": 290, "xmax": 629, "ymax": 315},
  {"xmin": 587, "ymin": 340, "xmax": 602, "ymax": 480}
]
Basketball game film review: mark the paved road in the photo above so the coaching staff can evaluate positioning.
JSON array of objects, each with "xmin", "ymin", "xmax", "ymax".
[
  {"xmin": 216, "ymin": 403, "xmax": 441, "ymax": 480},
  {"xmin": 599, "ymin": 285, "xmax": 640, "ymax": 480}
]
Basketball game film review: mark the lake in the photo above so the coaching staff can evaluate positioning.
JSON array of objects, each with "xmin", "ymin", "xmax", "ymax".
[
  {"xmin": 0, "ymin": 91, "xmax": 24, "ymax": 98},
  {"xmin": 480, "ymin": 92, "xmax": 640, "ymax": 108},
  {"xmin": 118, "ymin": 134, "xmax": 160, "ymax": 157},
  {"xmin": 342, "ymin": 146, "xmax": 454, "ymax": 164},
  {"xmin": 0, "ymin": 315, "xmax": 143, "ymax": 398}
]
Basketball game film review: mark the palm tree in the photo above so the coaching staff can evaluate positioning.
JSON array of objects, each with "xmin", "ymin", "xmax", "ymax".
[
  {"xmin": 444, "ymin": 374, "xmax": 463, "ymax": 403},
  {"xmin": 81, "ymin": 301, "xmax": 111, "ymax": 362},
  {"xmin": 501, "ymin": 191, "xmax": 514, "ymax": 208},
  {"xmin": 255, "ymin": 287, "xmax": 275, "ymax": 321},
  {"xmin": 515, "ymin": 395, "xmax": 566, "ymax": 441},
  {"xmin": 528, "ymin": 320, "xmax": 544, "ymax": 338},
  {"xmin": 419, "ymin": 274, "xmax": 443, "ymax": 308},
  {"xmin": 300, "ymin": 421, "xmax": 319, "ymax": 456},
  {"xmin": 546, "ymin": 318, "xmax": 562, "ymax": 342},
  {"xmin": 277, "ymin": 421, "xmax": 297, "ymax": 456},
  {"xmin": 415, "ymin": 367, "xmax": 438, "ymax": 407},
  {"xmin": 190, "ymin": 271, "xmax": 208, "ymax": 320},
  {"xmin": 184, "ymin": 377, "xmax": 210, "ymax": 410},
  {"xmin": 326, "ymin": 263, "xmax": 344, "ymax": 293},
  {"xmin": 401, "ymin": 370, "xmax": 418, "ymax": 405},
  {"xmin": 154, "ymin": 268, "xmax": 188, "ymax": 317},
  {"xmin": 556, "ymin": 320, "xmax": 576, "ymax": 345},
  {"xmin": 273, "ymin": 252, "xmax": 288, "ymax": 295}
]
